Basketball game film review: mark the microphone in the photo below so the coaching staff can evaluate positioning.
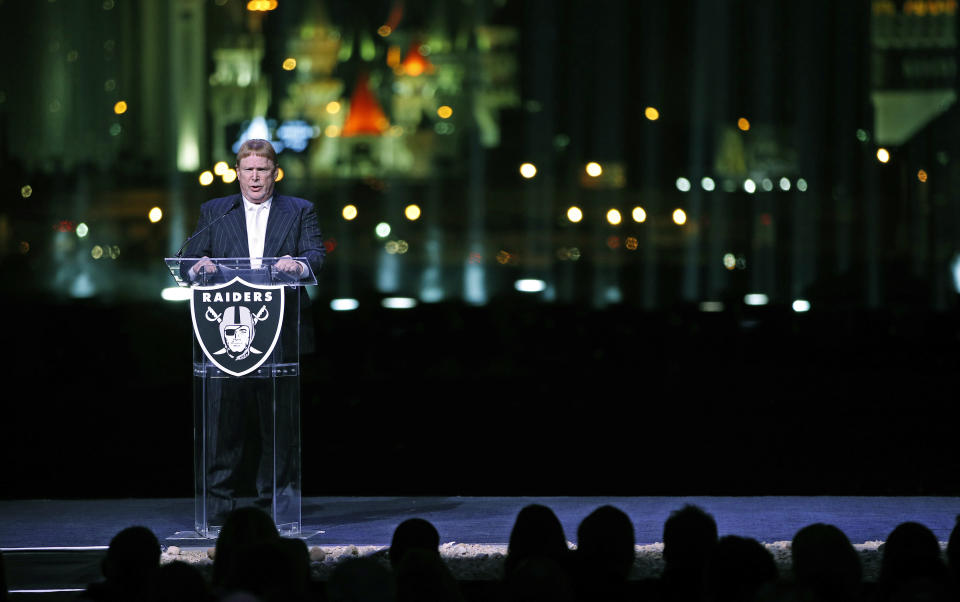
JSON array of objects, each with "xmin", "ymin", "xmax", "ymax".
[{"xmin": 175, "ymin": 199, "xmax": 242, "ymax": 257}]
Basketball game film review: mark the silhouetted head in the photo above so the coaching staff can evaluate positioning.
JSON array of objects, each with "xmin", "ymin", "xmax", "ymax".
[
  {"xmin": 576, "ymin": 505, "xmax": 636, "ymax": 581},
  {"xmin": 504, "ymin": 556, "xmax": 575, "ymax": 602},
  {"xmin": 791, "ymin": 523, "xmax": 861, "ymax": 602},
  {"xmin": 880, "ymin": 521, "xmax": 946, "ymax": 584},
  {"xmin": 213, "ymin": 506, "xmax": 279, "ymax": 587},
  {"xmin": 395, "ymin": 547, "xmax": 464, "ymax": 602},
  {"xmin": 102, "ymin": 526, "xmax": 161, "ymax": 590},
  {"xmin": 706, "ymin": 535, "xmax": 778, "ymax": 602},
  {"xmin": 505, "ymin": 504, "xmax": 570, "ymax": 579},
  {"xmin": 327, "ymin": 556, "xmax": 396, "ymax": 602},
  {"xmin": 390, "ymin": 518, "xmax": 441, "ymax": 570},
  {"xmin": 663, "ymin": 505, "xmax": 718, "ymax": 571},
  {"xmin": 154, "ymin": 560, "xmax": 210, "ymax": 602},
  {"xmin": 228, "ymin": 537, "xmax": 311, "ymax": 600}
]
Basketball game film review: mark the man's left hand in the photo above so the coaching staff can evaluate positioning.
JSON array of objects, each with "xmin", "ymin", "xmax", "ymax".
[{"xmin": 275, "ymin": 255, "xmax": 304, "ymax": 277}]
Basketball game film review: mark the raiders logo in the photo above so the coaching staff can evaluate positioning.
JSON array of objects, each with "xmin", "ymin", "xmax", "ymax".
[{"xmin": 190, "ymin": 277, "xmax": 285, "ymax": 377}]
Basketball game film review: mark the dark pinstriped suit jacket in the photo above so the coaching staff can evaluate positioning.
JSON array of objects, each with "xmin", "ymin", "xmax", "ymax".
[
  {"xmin": 185, "ymin": 193, "xmax": 325, "ymax": 273},
  {"xmin": 185, "ymin": 193, "xmax": 325, "ymax": 353}
]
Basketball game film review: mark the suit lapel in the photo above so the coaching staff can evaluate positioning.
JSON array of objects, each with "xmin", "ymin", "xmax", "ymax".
[
  {"xmin": 222, "ymin": 195, "xmax": 249, "ymax": 258},
  {"xmin": 263, "ymin": 196, "xmax": 295, "ymax": 258}
]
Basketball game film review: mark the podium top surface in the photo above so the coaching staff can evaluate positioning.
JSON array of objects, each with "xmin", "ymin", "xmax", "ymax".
[{"xmin": 165, "ymin": 257, "xmax": 318, "ymax": 287}]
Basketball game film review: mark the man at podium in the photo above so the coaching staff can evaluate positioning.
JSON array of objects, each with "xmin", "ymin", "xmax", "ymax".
[{"xmin": 182, "ymin": 139, "xmax": 324, "ymax": 523}]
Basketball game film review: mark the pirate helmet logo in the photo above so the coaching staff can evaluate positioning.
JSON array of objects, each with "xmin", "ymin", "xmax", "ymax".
[{"xmin": 191, "ymin": 276, "xmax": 285, "ymax": 376}]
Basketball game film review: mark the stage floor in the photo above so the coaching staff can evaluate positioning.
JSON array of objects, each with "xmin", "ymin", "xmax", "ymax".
[{"xmin": 2, "ymin": 496, "xmax": 958, "ymax": 597}]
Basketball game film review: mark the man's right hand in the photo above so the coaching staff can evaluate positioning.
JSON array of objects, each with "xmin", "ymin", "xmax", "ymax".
[{"xmin": 194, "ymin": 256, "xmax": 218, "ymax": 277}]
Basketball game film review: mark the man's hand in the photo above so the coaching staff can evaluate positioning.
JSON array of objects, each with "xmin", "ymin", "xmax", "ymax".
[
  {"xmin": 275, "ymin": 255, "xmax": 304, "ymax": 277},
  {"xmin": 194, "ymin": 256, "xmax": 218, "ymax": 276}
]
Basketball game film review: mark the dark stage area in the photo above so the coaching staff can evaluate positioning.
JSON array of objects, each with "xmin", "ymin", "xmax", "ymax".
[{"xmin": 4, "ymin": 297, "xmax": 958, "ymax": 499}]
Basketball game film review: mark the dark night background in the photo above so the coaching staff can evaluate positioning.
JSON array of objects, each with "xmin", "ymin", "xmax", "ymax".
[{"xmin": 1, "ymin": 0, "xmax": 959, "ymax": 499}]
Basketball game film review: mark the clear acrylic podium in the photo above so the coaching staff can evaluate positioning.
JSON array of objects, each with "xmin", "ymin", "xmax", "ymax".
[{"xmin": 165, "ymin": 257, "xmax": 317, "ymax": 538}]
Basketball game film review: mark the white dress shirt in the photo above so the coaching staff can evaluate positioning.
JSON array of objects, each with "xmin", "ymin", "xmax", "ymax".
[{"xmin": 243, "ymin": 195, "xmax": 272, "ymax": 268}]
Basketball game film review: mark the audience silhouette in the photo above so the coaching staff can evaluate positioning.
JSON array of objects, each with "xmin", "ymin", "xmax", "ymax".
[
  {"xmin": 78, "ymin": 525, "xmax": 161, "ymax": 602},
  {"xmin": 573, "ymin": 504, "xmax": 636, "ymax": 601},
  {"xmin": 659, "ymin": 504, "xmax": 719, "ymax": 602},
  {"xmin": 876, "ymin": 521, "xmax": 953, "ymax": 602},
  {"xmin": 52, "ymin": 505, "xmax": 960, "ymax": 602},
  {"xmin": 790, "ymin": 522, "xmax": 862, "ymax": 602}
]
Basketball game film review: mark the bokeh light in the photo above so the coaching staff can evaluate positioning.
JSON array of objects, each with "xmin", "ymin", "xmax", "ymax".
[
  {"xmin": 645, "ymin": 107, "xmax": 659, "ymax": 121},
  {"xmin": 519, "ymin": 162, "xmax": 537, "ymax": 179},
  {"xmin": 673, "ymin": 209, "xmax": 687, "ymax": 225},
  {"xmin": 405, "ymin": 204, "xmax": 421, "ymax": 221},
  {"xmin": 282, "ymin": 58, "xmax": 297, "ymax": 71},
  {"xmin": 585, "ymin": 162, "xmax": 603, "ymax": 177},
  {"xmin": 877, "ymin": 148, "xmax": 890, "ymax": 163},
  {"xmin": 437, "ymin": 105, "xmax": 453, "ymax": 119},
  {"xmin": 375, "ymin": 222, "xmax": 391, "ymax": 238},
  {"xmin": 148, "ymin": 207, "xmax": 163, "ymax": 223},
  {"xmin": 632, "ymin": 206, "xmax": 647, "ymax": 223},
  {"xmin": 738, "ymin": 117, "xmax": 750, "ymax": 131},
  {"xmin": 606, "ymin": 209, "xmax": 622, "ymax": 225},
  {"xmin": 199, "ymin": 171, "xmax": 214, "ymax": 186},
  {"xmin": 342, "ymin": 204, "xmax": 358, "ymax": 220},
  {"xmin": 567, "ymin": 206, "xmax": 583, "ymax": 223},
  {"xmin": 113, "ymin": 101, "xmax": 128, "ymax": 115}
]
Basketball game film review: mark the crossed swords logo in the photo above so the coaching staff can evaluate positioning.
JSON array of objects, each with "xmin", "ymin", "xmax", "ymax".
[{"xmin": 206, "ymin": 305, "xmax": 269, "ymax": 358}]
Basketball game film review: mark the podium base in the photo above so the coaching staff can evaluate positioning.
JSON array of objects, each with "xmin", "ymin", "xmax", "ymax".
[{"xmin": 168, "ymin": 527, "xmax": 324, "ymax": 542}]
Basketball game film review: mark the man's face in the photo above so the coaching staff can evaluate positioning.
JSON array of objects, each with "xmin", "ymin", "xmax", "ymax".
[
  {"xmin": 225, "ymin": 325, "xmax": 251, "ymax": 352},
  {"xmin": 237, "ymin": 154, "xmax": 277, "ymax": 204}
]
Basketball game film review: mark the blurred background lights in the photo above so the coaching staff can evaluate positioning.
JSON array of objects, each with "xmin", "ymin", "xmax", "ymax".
[
  {"xmin": 21, "ymin": 185, "xmax": 32, "ymax": 198},
  {"xmin": 324, "ymin": 125, "xmax": 341, "ymax": 137},
  {"xmin": 148, "ymin": 207, "xmax": 163, "ymax": 223},
  {"xmin": 632, "ymin": 206, "xmax": 646, "ymax": 223},
  {"xmin": 761, "ymin": 178, "xmax": 773, "ymax": 192},
  {"xmin": 213, "ymin": 161, "xmax": 229, "ymax": 175},
  {"xmin": 161, "ymin": 287, "xmax": 191, "ymax": 301},
  {"xmin": 877, "ymin": 148, "xmax": 891, "ymax": 163},
  {"xmin": 275, "ymin": 168, "xmax": 284, "ymax": 182},
  {"xmin": 325, "ymin": 101, "xmax": 341, "ymax": 114},
  {"xmin": 282, "ymin": 58, "xmax": 297, "ymax": 71},
  {"xmin": 918, "ymin": 169, "xmax": 928, "ymax": 182},
  {"xmin": 405, "ymin": 204, "xmax": 421, "ymax": 221},
  {"xmin": 701, "ymin": 177, "xmax": 715, "ymax": 191},
  {"xmin": 744, "ymin": 179, "xmax": 757, "ymax": 194},
  {"xmin": 519, "ymin": 162, "xmax": 537, "ymax": 179},
  {"xmin": 76, "ymin": 223, "xmax": 89, "ymax": 238},
  {"xmin": 672, "ymin": 208, "xmax": 687, "ymax": 225},
  {"xmin": 700, "ymin": 301, "xmax": 725, "ymax": 312},
  {"xmin": 676, "ymin": 177, "xmax": 691, "ymax": 192},
  {"xmin": 91, "ymin": 245, "xmax": 104, "ymax": 259},
  {"xmin": 199, "ymin": 171, "xmax": 214, "ymax": 186},
  {"xmin": 437, "ymin": 105, "xmax": 453, "ymax": 119},
  {"xmin": 330, "ymin": 298, "xmax": 359, "ymax": 311},
  {"xmin": 744, "ymin": 293, "xmax": 769, "ymax": 306},
  {"xmin": 738, "ymin": 117, "xmax": 750, "ymax": 131},
  {"xmin": 792, "ymin": 299, "xmax": 811, "ymax": 313},
  {"xmin": 113, "ymin": 101, "xmax": 127, "ymax": 115},
  {"xmin": 222, "ymin": 168, "xmax": 237, "ymax": 184},
  {"xmin": 246, "ymin": 0, "xmax": 278, "ymax": 10},
  {"xmin": 515, "ymin": 279, "xmax": 547, "ymax": 293},
  {"xmin": 644, "ymin": 107, "xmax": 659, "ymax": 121},
  {"xmin": 585, "ymin": 162, "xmax": 603, "ymax": 177},
  {"xmin": 567, "ymin": 206, "xmax": 583, "ymax": 223},
  {"xmin": 723, "ymin": 253, "xmax": 736, "ymax": 270},
  {"xmin": 779, "ymin": 177, "xmax": 791, "ymax": 191},
  {"xmin": 606, "ymin": 209, "xmax": 622, "ymax": 225},
  {"xmin": 375, "ymin": 222, "xmax": 391, "ymax": 238},
  {"xmin": 342, "ymin": 204, "xmax": 358, "ymax": 220},
  {"xmin": 382, "ymin": 297, "xmax": 417, "ymax": 309},
  {"xmin": 797, "ymin": 178, "xmax": 808, "ymax": 191}
]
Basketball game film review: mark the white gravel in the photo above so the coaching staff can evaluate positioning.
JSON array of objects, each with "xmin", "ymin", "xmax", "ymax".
[{"xmin": 161, "ymin": 539, "xmax": 901, "ymax": 582}]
